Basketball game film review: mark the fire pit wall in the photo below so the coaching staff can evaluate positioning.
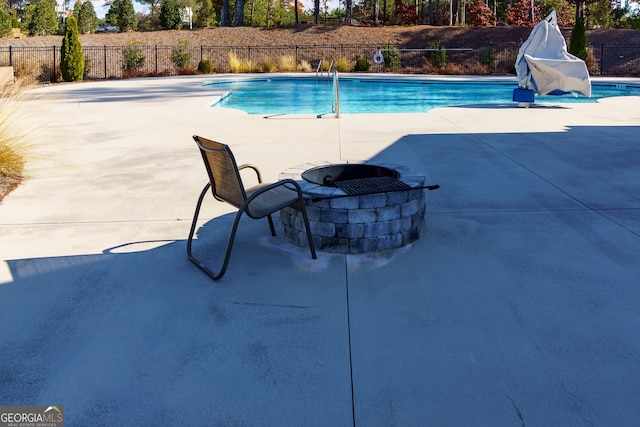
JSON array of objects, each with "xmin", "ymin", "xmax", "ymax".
[{"xmin": 279, "ymin": 161, "xmax": 427, "ymax": 254}]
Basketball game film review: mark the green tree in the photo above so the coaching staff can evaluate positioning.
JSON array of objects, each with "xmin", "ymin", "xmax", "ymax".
[
  {"xmin": 159, "ymin": 0, "xmax": 182, "ymax": 29},
  {"xmin": 569, "ymin": 16, "xmax": 588, "ymax": 61},
  {"xmin": 171, "ymin": 40, "xmax": 191, "ymax": 68},
  {"xmin": 425, "ymin": 42, "xmax": 447, "ymax": 70},
  {"xmin": 0, "ymin": 3, "xmax": 12, "ymax": 37},
  {"xmin": 23, "ymin": 0, "xmax": 58, "ymax": 36},
  {"xmin": 74, "ymin": 0, "xmax": 98, "ymax": 34},
  {"xmin": 588, "ymin": 0, "xmax": 614, "ymax": 29},
  {"xmin": 60, "ymin": 15, "xmax": 84, "ymax": 81},
  {"xmin": 106, "ymin": 0, "xmax": 138, "ymax": 31},
  {"xmin": 382, "ymin": 43, "xmax": 401, "ymax": 71},
  {"xmin": 195, "ymin": 0, "xmax": 216, "ymax": 27},
  {"xmin": 122, "ymin": 41, "xmax": 145, "ymax": 72}
]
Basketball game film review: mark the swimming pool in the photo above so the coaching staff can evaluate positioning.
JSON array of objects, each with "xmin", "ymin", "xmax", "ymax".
[{"xmin": 207, "ymin": 76, "xmax": 640, "ymax": 115}]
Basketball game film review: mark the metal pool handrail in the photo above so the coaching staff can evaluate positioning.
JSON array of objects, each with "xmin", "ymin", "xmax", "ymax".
[{"xmin": 332, "ymin": 70, "xmax": 340, "ymax": 118}]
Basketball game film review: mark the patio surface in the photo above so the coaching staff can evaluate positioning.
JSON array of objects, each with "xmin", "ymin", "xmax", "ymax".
[{"xmin": 1, "ymin": 75, "xmax": 639, "ymax": 425}]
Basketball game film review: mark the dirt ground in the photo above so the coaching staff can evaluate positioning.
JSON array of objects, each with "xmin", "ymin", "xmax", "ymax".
[{"xmin": 2, "ymin": 24, "xmax": 640, "ymax": 48}]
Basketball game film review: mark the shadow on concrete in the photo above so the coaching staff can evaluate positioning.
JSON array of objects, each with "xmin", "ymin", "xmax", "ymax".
[{"xmin": 2, "ymin": 124, "xmax": 640, "ymax": 424}]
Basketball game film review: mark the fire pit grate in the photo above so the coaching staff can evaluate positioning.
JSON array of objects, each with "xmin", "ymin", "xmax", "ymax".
[{"xmin": 333, "ymin": 176, "xmax": 412, "ymax": 196}]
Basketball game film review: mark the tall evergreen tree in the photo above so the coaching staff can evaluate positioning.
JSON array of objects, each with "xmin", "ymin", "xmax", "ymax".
[
  {"xmin": 60, "ymin": 15, "xmax": 84, "ymax": 81},
  {"xmin": 196, "ymin": 0, "xmax": 216, "ymax": 27},
  {"xmin": 569, "ymin": 16, "xmax": 588, "ymax": 61},
  {"xmin": 160, "ymin": 0, "xmax": 182, "ymax": 29},
  {"xmin": 24, "ymin": 0, "xmax": 58, "ymax": 36},
  {"xmin": 74, "ymin": 0, "xmax": 98, "ymax": 34},
  {"xmin": 106, "ymin": 0, "xmax": 138, "ymax": 31},
  {"xmin": 0, "ymin": 3, "xmax": 12, "ymax": 38}
]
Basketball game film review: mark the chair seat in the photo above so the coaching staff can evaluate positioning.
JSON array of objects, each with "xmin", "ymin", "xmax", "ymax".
[
  {"xmin": 245, "ymin": 183, "xmax": 300, "ymax": 218},
  {"xmin": 188, "ymin": 135, "xmax": 316, "ymax": 280}
]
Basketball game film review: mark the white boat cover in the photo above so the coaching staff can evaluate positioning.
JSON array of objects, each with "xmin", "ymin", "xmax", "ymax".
[{"xmin": 515, "ymin": 11, "xmax": 591, "ymax": 97}]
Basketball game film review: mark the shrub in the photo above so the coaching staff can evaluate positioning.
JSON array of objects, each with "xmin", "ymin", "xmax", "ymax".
[
  {"xmin": 84, "ymin": 56, "xmax": 91, "ymax": 79},
  {"xmin": 297, "ymin": 60, "xmax": 313, "ymax": 72},
  {"xmin": 171, "ymin": 40, "xmax": 191, "ymax": 68},
  {"xmin": 0, "ymin": 83, "xmax": 31, "ymax": 197},
  {"xmin": 60, "ymin": 16, "xmax": 84, "ymax": 82},
  {"xmin": 228, "ymin": 52, "xmax": 254, "ymax": 73},
  {"xmin": 425, "ymin": 42, "xmax": 447, "ymax": 70},
  {"xmin": 382, "ymin": 43, "xmax": 401, "ymax": 71},
  {"xmin": 353, "ymin": 55, "xmax": 370, "ymax": 72},
  {"xmin": 586, "ymin": 46, "xmax": 601, "ymax": 75},
  {"xmin": 122, "ymin": 41, "xmax": 145, "ymax": 73},
  {"xmin": 278, "ymin": 55, "xmax": 297, "ymax": 72},
  {"xmin": 569, "ymin": 17, "xmax": 588, "ymax": 61},
  {"xmin": 258, "ymin": 57, "xmax": 278, "ymax": 73},
  {"xmin": 197, "ymin": 59, "xmax": 215, "ymax": 74},
  {"xmin": 12, "ymin": 61, "xmax": 60, "ymax": 83},
  {"xmin": 12, "ymin": 62, "xmax": 40, "ymax": 84},
  {"xmin": 497, "ymin": 47, "xmax": 518, "ymax": 75},
  {"xmin": 333, "ymin": 57, "xmax": 352, "ymax": 72},
  {"xmin": 318, "ymin": 59, "xmax": 330, "ymax": 72},
  {"xmin": 478, "ymin": 45, "xmax": 496, "ymax": 73}
]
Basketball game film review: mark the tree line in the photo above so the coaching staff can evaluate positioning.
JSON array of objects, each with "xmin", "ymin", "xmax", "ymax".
[{"xmin": 1, "ymin": 0, "xmax": 639, "ymax": 38}]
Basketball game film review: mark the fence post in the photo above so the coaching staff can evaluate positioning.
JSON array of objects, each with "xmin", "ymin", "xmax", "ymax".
[
  {"xmin": 53, "ymin": 46, "xmax": 56, "ymax": 82},
  {"xmin": 155, "ymin": 45, "xmax": 158, "ymax": 74},
  {"xmin": 8, "ymin": 46, "xmax": 11, "ymax": 66},
  {"xmin": 600, "ymin": 44, "xmax": 604, "ymax": 75}
]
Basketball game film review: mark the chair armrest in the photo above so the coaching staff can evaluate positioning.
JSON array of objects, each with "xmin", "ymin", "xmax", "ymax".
[
  {"xmin": 246, "ymin": 179, "xmax": 304, "ymax": 202},
  {"xmin": 243, "ymin": 179, "xmax": 306, "ymax": 218},
  {"xmin": 238, "ymin": 163, "xmax": 263, "ymax": 184}
]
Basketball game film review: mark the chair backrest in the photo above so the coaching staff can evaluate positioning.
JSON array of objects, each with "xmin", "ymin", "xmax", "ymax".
[{"xmin": 193, "ymin": 136, "xmax": 246, "ymax": 208}]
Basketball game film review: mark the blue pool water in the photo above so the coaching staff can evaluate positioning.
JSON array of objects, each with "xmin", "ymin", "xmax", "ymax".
[{"xmin": 208, "ymin": 77, "xmax": 640, "ymax": 115}]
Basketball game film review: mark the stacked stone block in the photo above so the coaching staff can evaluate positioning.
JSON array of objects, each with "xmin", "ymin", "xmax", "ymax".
[{"xmin": 279, "ymin": 162, "xmax": 427, "ymax": 254}]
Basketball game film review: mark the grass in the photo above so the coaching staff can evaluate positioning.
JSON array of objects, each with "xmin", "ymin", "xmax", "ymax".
[
  {"xmin": 258, "ymin": 57, "xmax": 278, "ymax": 73},
  {"xmin": 332, "ymin": 57, "xmax": 353, "ymax": 72},
  {"xmin": 228, "ymin": 52, "xmax": 255, "ymax": 73},
  {"xmin": 0, "ymin": 80, "xmax": 31, "ymax": 202},
  {"xmin": 278, "ymin": 55, "xmax": 297, "ymax": 72},
  {"xmin": 297, "ymin": 60, "xmax": 313, "ymax": 72}
]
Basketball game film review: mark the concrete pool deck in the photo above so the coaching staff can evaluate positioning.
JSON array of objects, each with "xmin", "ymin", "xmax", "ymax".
[{"xmin": 1, "ymin": 74, "xmax": 639, "ymax": 425}]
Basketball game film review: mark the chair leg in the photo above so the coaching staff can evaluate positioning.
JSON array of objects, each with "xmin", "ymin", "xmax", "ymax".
[
  {"xmin": 266, "ymin": 214, "xmax": 276, "ymax": 236},
  {"xmin": 299, "ymin": 204, "xmax": 317, "ymax": 260},
  {"xmin": 187, "ymin": 183, "xmax": 243, "ymax": 281}
]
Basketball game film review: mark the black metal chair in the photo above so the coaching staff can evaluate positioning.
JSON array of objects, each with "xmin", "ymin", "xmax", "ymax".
[{"xmin": 187, "ymin": 135, "xmax": 316, "ymax": 280}]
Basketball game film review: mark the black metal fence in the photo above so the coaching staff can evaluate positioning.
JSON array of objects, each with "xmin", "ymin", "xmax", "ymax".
[{"xmin": 1, "ymin": 43, "xmax": 638, "ymax": 81}]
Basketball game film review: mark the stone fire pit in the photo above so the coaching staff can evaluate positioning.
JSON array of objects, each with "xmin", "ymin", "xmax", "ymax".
[{"xmin": 279, "ymin": 161, "xmax": 428, "ymax": 254}]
